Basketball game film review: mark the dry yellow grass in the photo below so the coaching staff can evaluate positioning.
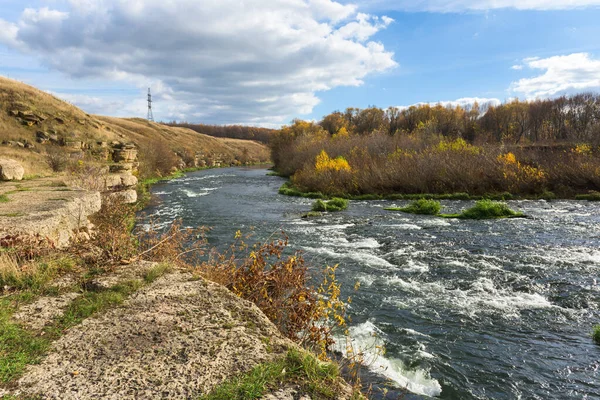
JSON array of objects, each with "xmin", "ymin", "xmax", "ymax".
[{"xmin": 0, "ymin": 76, "xmax": 270, "ymax": 177}]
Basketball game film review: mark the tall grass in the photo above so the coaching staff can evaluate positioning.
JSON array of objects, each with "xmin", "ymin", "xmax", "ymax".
[
  {"xmin": 0, "ymin": 253, "xmax": 75, "ymax": 291},
  {"xmin": 272, "ymin": 130, "xmax": 600, "ymax": 198}
]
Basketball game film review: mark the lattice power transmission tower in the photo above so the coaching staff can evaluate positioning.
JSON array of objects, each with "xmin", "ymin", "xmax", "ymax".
[{"xmin": 147, "ymin": 88, "xmax": 154, "ymax": 122}]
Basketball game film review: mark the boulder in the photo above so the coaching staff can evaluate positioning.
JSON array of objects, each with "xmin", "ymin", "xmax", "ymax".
[
  {"xmin": 104, "ymin": 173, "xmax": 138, "ymax": 190},
  {"xmin": 0, "ymin": 159, "xmax": 25, "ymax": 181},
  {"xmin": 36, "ymin": 131, "xmax": 50, "ymax": 144},
  {"xmin": 104, "ymin": 174, "xmax": 122, "ymax": 189},
  {"xmin": 108, "ymin": 189, "xmax": 137, "ymax": 204},
  {"xmin": 120, "ymin": 174, "xmax": 138, "ymax": 188}
]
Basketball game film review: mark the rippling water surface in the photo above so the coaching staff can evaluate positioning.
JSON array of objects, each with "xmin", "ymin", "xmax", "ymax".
[{"xmin": 145, "ymin": 167, "xmax": 600, "ymax": 399}]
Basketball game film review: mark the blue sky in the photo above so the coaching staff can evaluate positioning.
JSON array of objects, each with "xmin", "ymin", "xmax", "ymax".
[{"xmin": 1, "ymin": 0, "xmax": 600, "ymax": 126}]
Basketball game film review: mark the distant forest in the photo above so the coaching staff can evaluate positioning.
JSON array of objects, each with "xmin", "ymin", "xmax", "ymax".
[
  {"xmin": 169, "ymin": 93, "xmax": 600, "ymax": 146},
  {"xmin": 165, "ymin": 122, "xmax": 276, "ymax": 144},
  {"xmin": 315, "ymin": 93, "xmax": 600, "ymax": 144}
]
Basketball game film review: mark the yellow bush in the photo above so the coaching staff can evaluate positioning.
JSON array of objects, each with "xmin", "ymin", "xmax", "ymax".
[
  {"xmin": 573, "ymin": 143, "xmax": 593, "ymax": 156},
  {"xmin": 315, "ymin": 150, "xmax": 351, "ymax": 173},
  {"xmin": 498, "ymin": 152, "xmax": 546, "ymax": 192},
  {"xmin": 437, "ymin": 138, "xmax": 480, "ymax": 154},
  {"xmin": 498, "ymin": 152, "xmax": 517, "ymax": 164}
]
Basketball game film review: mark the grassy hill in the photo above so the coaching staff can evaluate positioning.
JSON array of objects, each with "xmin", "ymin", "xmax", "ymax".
[{"xmin": 0, "ymin": 76, "xmax": 270, "ymax": 177}]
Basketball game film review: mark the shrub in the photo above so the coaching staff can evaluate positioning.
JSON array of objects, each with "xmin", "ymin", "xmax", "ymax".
[
  {"xmin": 138, "ymin": 138, "xmax": 180, "ymax": 179},
  {"xmin": 593, "ymin": 325, "xmax": 600, "ymax": 344},
  {"xmin": 445, "ymin": 199, "xmax": 524, "ymax": 219},
  {"xmin": 65, "ymin": 160, "xmax": 107, "ymax": 191},
  {"xmin": 386, "ymin": 199, "xmax": 441, "ymax": 215},
  {"xmin": 86, "ymin": 197, "xmax": 138, "ymax": 265},
  {"xmin": 198, "ymin": 234, "xmax": 347, "ymax": 359},
  {"xmin": 44, "ymin": 147, "xmax": 69, "ymax": 172}
]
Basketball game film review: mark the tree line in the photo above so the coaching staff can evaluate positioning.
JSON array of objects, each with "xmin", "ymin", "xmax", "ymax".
[
  {"xmin": 165, "ymin": 122, "xmax": 276, "ymax": 144},
  {"xmin": 318, "ymin": 93, "xmax": 600, "ymax": 144}
]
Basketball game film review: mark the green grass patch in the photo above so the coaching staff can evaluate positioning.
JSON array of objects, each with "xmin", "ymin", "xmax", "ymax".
[
  {"xmin": 312, "ymin": 198, "xmax": 348, "ymax": 212},
  {"xmin": 0, "ymin": 295, "xmax": 49, "ymax": 385},
  {"xmin": 0, "ymin": 195, "xmax": 9, "ymax": 203},
  {"xmin": 278, "ymin": 182, "xmax": 326, "ymax": 199},
  {"xmin": 0, "ymin": 213, "xmax": 26, "ymax": 217},
  {"xmin": 0, "ymin": 279, "xmax": 145, "ymax": 385},
  {"xmin": 4, "ymin": 188, "xmax": 31, "ymax": 196},
  {"xmin": 576, "ymin": 191, "xmax": 600, "ymax": 201},
  {"xmin": 22, "ymin": 174, "xmax": 43, "ymax": 181},
  {"xmin": 46, "ymin": 280, "xmax": 143, "ymax": 334},
  {"xmin": 385, "ymin": 199, "xmax": 442, "ymax": 215},
  {"xmin": 0, "ymin": 256, "xmax": 75, "ymax": 292},
  {"xmin": 200, "ymin": 348, "xmax": 341, "ymax": 400},
  {"xmin": 143, "ymin": 263, "xmax": 171, "ymax": 284},
  {"xmin": 441, "ymin": 199, "xmax": 525, "ymax": 219},
  {"xmin": 593, "ymin": 325, "xmax": 600, "ymax": 344}
]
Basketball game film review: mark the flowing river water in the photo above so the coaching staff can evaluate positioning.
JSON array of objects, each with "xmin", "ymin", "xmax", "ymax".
[{"xmin": 145, "ymin": 167, "xmax": 600, "ymax": 399}]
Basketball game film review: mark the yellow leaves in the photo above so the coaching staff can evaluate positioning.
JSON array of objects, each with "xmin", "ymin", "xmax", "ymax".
[
  {"xmin": 573, "ymin": 143, "xmax": 593, "ymax": 156},
  {"xmin": 234, "ymin": 230, "xmax": 242, "ymax": 239},
  {"xmin": 497, "ymin": 152, "xmax": 517, "ymax": 164},
  {"xmin": 498, "ymin": 152, "xmax": 546, "ymax": 192},
  {"xmin": 332, "ymin": 127, "xmax": 349, "ymax": 140},
  {"xmin": 436, "ymin": 138, "xmax": 481, "ymax": 154},
  {"xmin": 315, "ymin": 150, "xmax": 352, "ymax": 173}
]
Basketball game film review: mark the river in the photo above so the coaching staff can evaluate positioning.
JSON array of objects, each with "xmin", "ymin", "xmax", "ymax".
[{"xmin": 145, "ymin": 166, "xmax": 600, "ymax": 399}]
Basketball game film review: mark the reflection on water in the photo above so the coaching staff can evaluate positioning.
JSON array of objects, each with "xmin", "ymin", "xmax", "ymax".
[{"xmin": 144, "ymin": 167, "xmax": 600, "ymax": 400}]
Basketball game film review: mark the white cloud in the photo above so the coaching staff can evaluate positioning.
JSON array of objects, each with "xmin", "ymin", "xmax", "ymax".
[
  {"xmin": 511, "ymin": 64, "xmax": 523, "ymax": 70},
  {"xmin": 335, "ymin": 13, "xmax": 394, "ymax": 42},
  {"xmin": 0, "ymin": 0, "xmax": 397, "ymax": 125},
  {"xmin": 0, "ymin": 19, "xmax": 19, "ymax": 49},
  {"xmin": 397, "ymin": 97, "xmax": 501, "ymax": 111},
  {"xmin": 510, "ymin": 53, "xmax": 600, "ymax": 98},
  {"xmin": 352, "ymin": 0, "xmax": 600, "ymax": 12}
]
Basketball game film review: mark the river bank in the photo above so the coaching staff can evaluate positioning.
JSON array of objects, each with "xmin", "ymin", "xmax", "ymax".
[{"xmin": 0, "ymin": 165, "xmax": 360, "ymax": 399}]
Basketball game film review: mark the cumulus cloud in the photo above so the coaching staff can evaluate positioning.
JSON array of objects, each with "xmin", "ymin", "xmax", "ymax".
[
  {"xmin": 354, "ymin": 0, "xmax": 600, "ymax": 12},
  {"xmin": 397, "ymin": 97, "xmax": 501, "ymax": 111},
  {"xmin": 510, "ymin": 53, "xmax": 600, "ymax": 98},
  {"xmin": 0, "ymin": 0, "xmax": 397, "ymax": 125},
  {"xmin": 511, "ymin": 64, "xmax": 523, "ymax": 70}
]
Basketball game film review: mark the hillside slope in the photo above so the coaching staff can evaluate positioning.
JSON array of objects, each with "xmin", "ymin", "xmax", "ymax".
[{"xmin": 0, "ymin": 76, "xmax": 270, "ymax": 177}]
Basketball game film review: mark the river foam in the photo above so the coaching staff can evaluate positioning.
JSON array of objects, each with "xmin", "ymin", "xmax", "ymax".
[{"xmin": 336, "ymin": 321, "xmax": 443, "ymax": 397}]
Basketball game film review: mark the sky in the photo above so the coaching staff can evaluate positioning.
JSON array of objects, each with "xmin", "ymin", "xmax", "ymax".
[{"xmin": 1, "ymin": 0, "xmax": 600, "ymax": 127}]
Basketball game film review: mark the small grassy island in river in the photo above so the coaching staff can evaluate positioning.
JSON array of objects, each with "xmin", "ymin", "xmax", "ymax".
[{"xmin": 386, "ymin": 199, "xmax": 526, "ymax": 219}]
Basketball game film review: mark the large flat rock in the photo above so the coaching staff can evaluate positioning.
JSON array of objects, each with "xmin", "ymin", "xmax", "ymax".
[
  {"xmin": 14, "ymin": 272, "xmax": 293, "ymax": 399},
  {"xmin": 0, "ymin": 178, "xmax": 101, "ymax": 248}
]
